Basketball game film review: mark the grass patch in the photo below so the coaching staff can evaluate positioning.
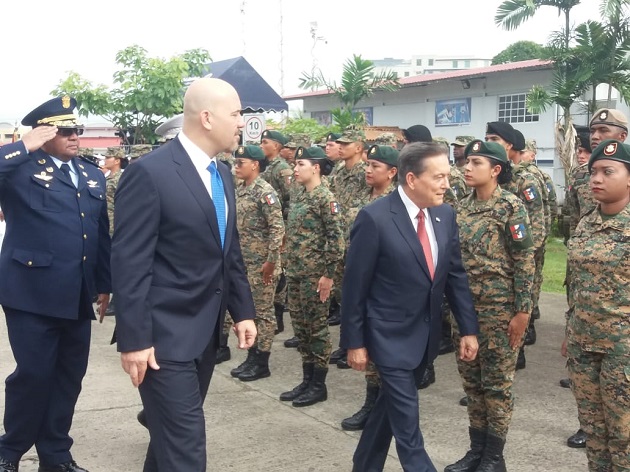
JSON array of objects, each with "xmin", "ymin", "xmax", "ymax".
[{"xmin": 542, "ymin": 237, "xmax": 567, "ymax": 294}]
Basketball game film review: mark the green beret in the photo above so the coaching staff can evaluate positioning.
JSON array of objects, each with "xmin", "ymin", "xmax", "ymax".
[
  {"xmin": 295, "ymin": 146, "xmax": 327, "ymax": 160},
  {"xmin": 327, "ymin": 132, "xmax": 342, "ymax": 142},
  {"xmin": 261, "ymin": 130, "xmax": 287, "ymax": 146},
  {"xmin": 235, "ymin": 145, "xmax": 265, "ymax": 161},
  {"xmin": 588, "ymin": 139, "xmax": 630, "ymax": 170},
  {"xmin": 367, "ymin": 145, "xmax": 399, "ymax": 167},
  {"xmin": 465, "ymin": 139, "xmax": 508, "ymax": 164}
]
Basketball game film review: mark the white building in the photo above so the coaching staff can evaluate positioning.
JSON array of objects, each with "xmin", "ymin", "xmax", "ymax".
[
  {"xmin": 372, "ymin": 55, "xmax": 492, "ymax": 78},
  {"xmin": 284, "ymin": 59, "xmax": 630, "ymax": 202}
]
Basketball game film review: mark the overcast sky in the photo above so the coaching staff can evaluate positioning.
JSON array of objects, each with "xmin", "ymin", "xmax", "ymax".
[{"xmin": 1, "ymin": 0, "xmax": 603, "ymax": 123}]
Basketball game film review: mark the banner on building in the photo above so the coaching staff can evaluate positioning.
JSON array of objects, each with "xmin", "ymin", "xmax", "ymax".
[{"xmin": 435, "ymin": 98, "xmax": 471, "ymax": 126}]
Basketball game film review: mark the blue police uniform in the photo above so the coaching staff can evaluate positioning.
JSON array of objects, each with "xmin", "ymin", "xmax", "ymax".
[{"xmin": 0, "ymin": 97, "xmax": 111, "ymax": 471}]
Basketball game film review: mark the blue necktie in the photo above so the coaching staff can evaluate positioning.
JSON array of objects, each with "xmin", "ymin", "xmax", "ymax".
[{"xmin": 208, "ymin": 161, "xmax": 226, "ymax": 248}]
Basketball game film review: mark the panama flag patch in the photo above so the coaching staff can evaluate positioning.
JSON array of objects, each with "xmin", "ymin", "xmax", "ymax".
[
  {"xmin": 523, "ymin": 187, "xmax": 537, "ymax": 201},
  {"xmin": 510, "ymin": 223, "xmax": 526, "ymax": 241},
  {"xmin": 265, "ymin": 194, "xmax": 276, "ymax": 205},
  {"xmin": 330, "ymin": 202, "xmax": 340, "ymax": 214}
]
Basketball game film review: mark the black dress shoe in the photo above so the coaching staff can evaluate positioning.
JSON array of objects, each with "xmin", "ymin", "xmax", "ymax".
[
  {"xmin": 438, "ymin": 337, "xmax": 455, "ymax": 355},
  {"xmin": 417, "ymin": 365, "xmax": 435, "ymax": 389},
  {"xmin": 38, "ymin": 460, "xmax": 89, "ymax": 472},
  {"xmin": 0, "ymin": 456, "xmax": 18, "ymax": 472},
  {"xmin": 337, "ymin": 356, "xmax": 351, "ymax": 369},
  {"xmin": 327, "ymin": 311, "xmax": 341, "ymax": 326},
  {"xmin": 329, "ymin": 347, "xmax": 346, "ymax": 364},
  {"xmin": 567, "ymin": 429, "xmax": 587, "ymax": 448},
  {"xmin": 459, "ymin": 396, "xmax": 468, "ymax": 406},
  {"xmin": 137, "ymin": 409, "xmax": 148, "ymax": 429},
  {"xmin": 284, "ymin": 336, "xmax": 299, "ymax": 348},
  {"xmin": 559, "ymin": 378, "xmax": 571, "ymax": 388}
]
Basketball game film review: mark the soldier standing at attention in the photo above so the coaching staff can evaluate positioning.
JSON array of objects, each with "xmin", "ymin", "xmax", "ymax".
[
  {"xmin": 260, "ymin": 129, "xmax": 292, "ymax": 218},
  {"xmin": 486, "ymin": 121, "xmax": 544, "ymax": 371},
  {"xmin": 446, "ymin": 140, "xmax": 534, "ymax": 472},
  {"xmin": 329, "ymin": 127, "xmax": 371, "ymax": 367},
  {"xmin": 451, "ymin": 136, "xmax": 475, "ymax": 170},
  {"xmin": 564, "ymin": 139, "xmax": 630, "ymax": 472},
  {"xmin": 279, "ymin": 146, "xmax": 344, "ymax": 407},
  {"xmin": 228, "ymin": 145, "xmax": 284, "ymax": 382},
  {"xmin": 340, "ymin": 144, "xmax": 398, "ymax": 431}
]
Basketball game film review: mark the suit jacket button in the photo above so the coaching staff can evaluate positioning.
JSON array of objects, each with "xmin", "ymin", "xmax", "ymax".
[
  {"xmin": 83, "ymin": 234, "xmax": 87, "ymax": 239},
  {"xmin": 424, "ymin": 317, "xmax": 430, "ymax": 323},
  {"xmin": 27, "ymin": 261, "xmax": 33, "ymax": 266},
  {"xmin": 215, "ymin": 289, "xmax": 222, "ymax": 294}
]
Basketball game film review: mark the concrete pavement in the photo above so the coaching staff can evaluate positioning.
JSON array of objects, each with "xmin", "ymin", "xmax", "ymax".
[{"xmin": 0, "ymin": 292, "xmax": 587, "ymax": 471}]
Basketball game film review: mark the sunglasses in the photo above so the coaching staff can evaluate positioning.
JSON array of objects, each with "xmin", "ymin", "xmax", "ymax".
[{"xmin": 57, "ymin": 128, "xmax": 84, "ymax": 137}]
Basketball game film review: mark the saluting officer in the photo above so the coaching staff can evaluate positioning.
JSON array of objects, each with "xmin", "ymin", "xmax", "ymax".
[{"xmin": 0, "ymin": 97, "xmax": 111, "ymax": 472}]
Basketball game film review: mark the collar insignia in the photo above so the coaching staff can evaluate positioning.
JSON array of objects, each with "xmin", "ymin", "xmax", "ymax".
[
  {"xmin": 34, "ymin": 174, "xmax": 53, "ymax": 181},
  {"xmin": 87, "ymin": 180, "xmax": 98, "ymax": 188}
]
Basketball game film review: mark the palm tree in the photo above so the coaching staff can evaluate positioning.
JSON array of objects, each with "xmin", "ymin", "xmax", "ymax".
[{"xmin": 299, "ymin": 54, "xmax": 399, "ymax": 129}]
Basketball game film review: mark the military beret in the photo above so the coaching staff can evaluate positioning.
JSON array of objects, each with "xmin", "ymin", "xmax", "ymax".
[
  {"xmin": 128, "ymin": 144, "xmax": 153, "ymax": 160},
  {"xmin": 588, "ymin": 139, "xmax": 630, "ymax": 170},
  {"xmin": 261, "ymin": 130, "xmax": 287, "ymax": 146},
  {"xmin": 367, "ymin": 145, "xmax": 399, "ymax": 167},
  {"xmin": 22, "ymin": 95, "xmax": 83, "ymax": 128},
  {"xmin": 155, "ymin": 114, "xmax": 183, "ymax": 140},
  {"xmin": 590, "ymin": 108, "xmax": 628, "ymax": 132},
  {"xmin": 451, "ymin": 135, "xmax": 475, "ymax": 147},
  {"xmin": 512, "ymin": 129, "xmax": 526, "ymax": 151},
  {"xmin": 336, "ymin": 126, "xmax": 366, "ymax": 143},
  {"xmin": 574, "ymin": 125, "xmax": 590, "ymax": 150},
  {"xmin": 402, "ymin": 125, "xmax": 432, "ymax": 143},
  {"xmin": 295, "ymin": 146, "xmax": 327, "ymax": 160},
  {"xmin": 235, "ymin": 145, "xmax": 265, "ymax": 161},
  {"xmin": 326, "ymin": 132, "xmax": 342, "ymax": 142},
  {"xmin": 465, "ymin": 139, "xmax": 508, "ymax": 164},
  {"xmin": 105, "ymin": 147, "xmax": 126, "ymax": 159},
  {"xmin": 486, "ymin": 121, "xmax": 515, "ymax": 145},
  {"xmin": 525, "ymin": 139, "xmax": 537, "ymax": 154}
]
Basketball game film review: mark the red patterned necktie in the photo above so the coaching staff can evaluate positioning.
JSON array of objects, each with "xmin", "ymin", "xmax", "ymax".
[{"xmin": 417, "ymin": 210, "xmax": 434, "ymax": 279}]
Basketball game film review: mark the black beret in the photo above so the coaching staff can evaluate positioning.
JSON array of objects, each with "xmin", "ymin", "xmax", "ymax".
[
  {"xmin": 402, "ymin": 125, "xmax": 432, "ymax": 143},
  {"xmin": 486, "ymin": 121, "xmax": 515, "ymax": 145},
  {"xmin": 512, "ymin": 129, "xmax": 526, "ymax": 151}
]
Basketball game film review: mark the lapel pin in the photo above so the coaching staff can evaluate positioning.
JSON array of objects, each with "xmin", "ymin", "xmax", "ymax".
[
  {"xmin": 78, "ymin": 164, "xmax": 85, "ymax": 169},
  {"xmin": 436, "ymin": 217, "xmax": 441, "ymax": 222},
  {"xmin": 46, "ymin": 167, "xmax": 54, "ymax": 173},
  {"xmin": 38, "ymin": 159, "xmax": 46, "ymax": 165},
  {"xmin": 87, "ymin": 180, "xmax": 98, "ymax": 188},
  {"xmin": 82, "ymin": 171, "xmax": 88, "ymax": 177}
]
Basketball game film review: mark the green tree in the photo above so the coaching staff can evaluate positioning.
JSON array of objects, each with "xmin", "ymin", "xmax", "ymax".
[
  {"xmin": 298, "ymin": 54, "xmax": 399, "ymax": 129},
  {"xmin": 491, "ymin": 40, "xmax": 546, "ymax": 64},
  {"xmin": 52, "ymin": 45, "xmax": 211, "ymax": 145},
  {"xmin": 280, "ymin": 118, "xmax": 333, "ymax": 145}
]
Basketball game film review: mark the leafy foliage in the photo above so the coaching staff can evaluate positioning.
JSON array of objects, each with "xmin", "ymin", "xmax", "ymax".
[
  {"xmin": 492, "ymin": 41, "xmax": 546, "ymax": 64},
  {"xmin": 52, "ymin": 45, "xmax": 211, "ymax": 145},
  {"xmin": 280, "ymin": 118, "xmax": 334, "ymax": 144}
]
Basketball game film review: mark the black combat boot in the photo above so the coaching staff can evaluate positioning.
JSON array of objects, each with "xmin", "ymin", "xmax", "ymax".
[
  {"xmin": 238, "ymin": 349, "xmax": 271, "ymax": 381},
  {"xmin": 284, "ymin": 336, "xmax": 299, "ymax": 348},
  {"xmin": 532, "ymin": 305, "xmax": 541, "ymax": 319},
  {"xmin": 341, "ymin": 384, "xmax": 379, "ymax": 431},
  {"xmin": 417, "ymin": 363, "xmax": 436, "ymax": 389},
  {"xmin": 327, "ymin": 297, "xmax": 341, "ymax": 326},
  {"xmin": 516, "ymin": 347, "xmax": 526, "ymax": 370},
  {"xmin": 292, "ymin": 366, "xmax": 328, "ymax": 407},
  {"xmin": 567, "ymin": 429, "xmax": 586, "ymax": 448},
  {"xmin": 230, "ymin": 348, "xmax": 256, "ymax": 378},
  {"xmin": 524, "ymin": 319, "xmax": 536, "ymax": 346},
  {"xmin": 274, "ymin": 303, "xmax": 285, "ymax": 335},
  {"xmin": 280, "ymin": 363, "xmax": 314, "ymax": 401},
  {"xmin": 444, "ymin": 427, "xmax": 486, "ymax": 472},
  {"xmin": 216, "ymin": 331, "xmax": 231, "ymax": 364},
  {"xmin": 475, "ymin": 433, "xmax": 507, "ymax": 472}
]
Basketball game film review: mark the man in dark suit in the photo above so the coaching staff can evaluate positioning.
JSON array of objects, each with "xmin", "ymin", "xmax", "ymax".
[
  {"xmin": 112, "ymin": 78, "xmax": 257, "ymax": 471},
  {"xmin": 0, "ymin": 97, "xmax": 111, "ymax": 472},
  {"xmin": 341, "ymin": 142, "xmax": 479, "ymax": 472}
]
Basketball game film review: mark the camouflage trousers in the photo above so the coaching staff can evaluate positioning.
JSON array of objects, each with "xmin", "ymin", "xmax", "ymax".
[
  {"xmin": 287, "ymin": 276, "xmax": 332, "ymax": 368},
  {"xmin": 365, "ymin": 360, "xmax": 381, "ymax": 388},
  {"xmin": 222, "ymin": 312, "xmax": 233, "ymax": 337},
  {"xmin": 332, "ymin": 252, "xmax": 347, "ymax": 308},
  {"xmin": 249, "ymin": 274, "xmax": 277, "ymax": 352},
  {"xmin": 453, "ymin": 306, "xmax": 522, "ymax": 439},
  {"xmin": 531, "ymin": 244, "xmax": 546, "ymax": 316},
  {"xmin": 567, "ymin": 345, "xmax": 630, "ymax": 472}
]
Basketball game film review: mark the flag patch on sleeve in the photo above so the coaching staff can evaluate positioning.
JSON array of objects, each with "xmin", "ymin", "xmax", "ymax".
[
  {"xmin": 265, "ymin": 194, "xmax": 276, "ymax": 205},
  {"xmin": 523, "ymin": 187, "xmax": 537, "ymax": 201},
  {"xmin": 330, "ymin": 202, "xmax": 340, "ymax": 214},
  {"xmin": 510, "ymin": 223, "xmax": 527, "ymax": 241}
]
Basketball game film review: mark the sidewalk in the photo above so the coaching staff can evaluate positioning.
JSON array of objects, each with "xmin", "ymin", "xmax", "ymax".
[{"xmin": 0, "ymin": 292, "xmax": 586, "ymax": 471}]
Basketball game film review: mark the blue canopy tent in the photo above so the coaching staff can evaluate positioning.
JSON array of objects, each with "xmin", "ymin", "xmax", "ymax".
[{"xmin": 202, "ymin": 57, "xmax": 288, "ymax": 113}]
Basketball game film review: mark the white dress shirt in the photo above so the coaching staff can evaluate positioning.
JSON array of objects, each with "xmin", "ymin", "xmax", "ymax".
[
  {"xmin": 178, "ymin": 131, "xmax": 229, "ymax": 221},
  {"xmin": 397, "ymin": 186, "xmax": 438, "ymax": 268},
  {"xmin": 50, "ymin": 156, "xmax": 78, "ymax": 188}
]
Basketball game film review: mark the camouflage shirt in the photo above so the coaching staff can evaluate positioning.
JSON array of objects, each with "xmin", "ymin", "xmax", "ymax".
[
  {"xmin": 518, "ymin": 161, "xmax": 551, "ymax": 235},
  {"xmin": 106, "ymin": 170, "xmax": 122, "ymax": 237},
  {"xmin": 541, "ymin": 168, "xmax": 558, "ymax": 226},
  {"xmin": 503, "ymin": 164, "xmax": 547, "ymax": 248},
  {"xmin": 567, "ymin": 203, "xmax": 630, "ymax": 355},
  {"xmin": 330, "ymin": 160, "xmax": 370, "ymax": 236},
  {"xmin": 261, "ymin": 156, "xmax": 293, "ymax": 219},
  {"xmin": 445, "ymin": 165, "xmax": 469, "ymax": 207},
  {"xmin": 457, "ymin": 186, "xmax": 535, "ymax": 313},
  {"xmin": 236, "ymin": 177, "xmax": 285, "ymax": 274},
  {"xmin": 566, "ymin": 163, "xmax": 597, "ymax": 235},
  {"xmin": 285, "ymin": 184, "xmax": 344, "ymax": 279}
]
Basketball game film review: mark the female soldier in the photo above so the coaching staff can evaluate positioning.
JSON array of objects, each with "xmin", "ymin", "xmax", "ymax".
[
  {"xmin": 279, "ymin": 146, "xmax": 344, "ymax": 407},
  {"xmin": 229, "ymin": 145, "xmax": 285, "ymax": 382},
  {"xmin": 446, "ymin": 140, "xmax": 535, "ymax": 472},
  {"xmin": 565, "ymin": 139, "xmax": 630, "ymax": 472},
  {"xmin": 341, "ymin": 144, "xmax": 398, "ymax": 431}
]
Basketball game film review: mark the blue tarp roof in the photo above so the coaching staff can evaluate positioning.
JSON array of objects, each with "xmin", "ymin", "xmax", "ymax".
[{"xmin": 203, "ymin": 57, "xmax": 288, "ymax": 113}]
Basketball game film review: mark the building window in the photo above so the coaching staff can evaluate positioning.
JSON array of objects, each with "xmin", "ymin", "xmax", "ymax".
[
  {"xmin": 452, "ymin": 60, "xmax": 458, "ymax": 68},
  {"xmin": 464, "ymin": 60, "xmax": 470, "ymax": 68},
  {"xmin": 498, "ymin": 93, "xmax": 540, "ymax": 123},
  {"xmin": 428, "ymin": 59, "xmax": 434, "ymax": 66},
  {"xmin": 416, "ymin": 59, "xmax": 422, "ymax": 66},
  {"xmin": 404, "ymin": 71, "xmax": 410, "ymax": 77}
]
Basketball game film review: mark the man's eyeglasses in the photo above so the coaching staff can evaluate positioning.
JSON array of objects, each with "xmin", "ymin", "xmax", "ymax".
[{"xmin": 57, "ymin": 128, "xmax": 84, "ymax": 137}]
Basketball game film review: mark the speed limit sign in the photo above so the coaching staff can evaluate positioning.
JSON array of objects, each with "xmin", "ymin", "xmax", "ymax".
[{"xmin": 243, "ymin": 114, "xmax": 266, "ymax": 143}]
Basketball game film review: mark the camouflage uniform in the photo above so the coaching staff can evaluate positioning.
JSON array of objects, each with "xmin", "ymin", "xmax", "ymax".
[
  {"xmin": 128, "ymin": 144, "xmax": 153, "ymax": 162},
  {"xmin": 447, "ymin": 165, "xmax": 469, "ymax": 206},
  {"xmin": 567, "ymin": 203, "xmax": 630, "ymax": 471},
  {"xmin": 566, "ymin": 163, "xmax": 597, "ymax": 234},
  {"xmin": 455, "ymin": 185, "xmax": 535, "ymax": 439},
  {"xmin": 285, "ymin": 184, "xmax": 344, "ymax": 368},
  {"xmin": 236, "ymin": 177, "xmax": 285, "ymax": 352},
  {"xmin": 104, "ymin": 147, "xmax": 126, "ymax": 236},
  {"xmin": 261, "ymin": 157, "xmax": 293, "ymax": 220}
]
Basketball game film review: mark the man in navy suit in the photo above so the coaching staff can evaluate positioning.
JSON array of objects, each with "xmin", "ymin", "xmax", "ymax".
[
  {"xmin": 0, "ymin": 97, "xmax": 111, "ymax": 472},
  {"xmin": 341, "ymin": 142, "xmax": 479, "ymax": 472},
  {"xmin": 112, "ymin": 78, "xmax": 257, "ymax": 471}
]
